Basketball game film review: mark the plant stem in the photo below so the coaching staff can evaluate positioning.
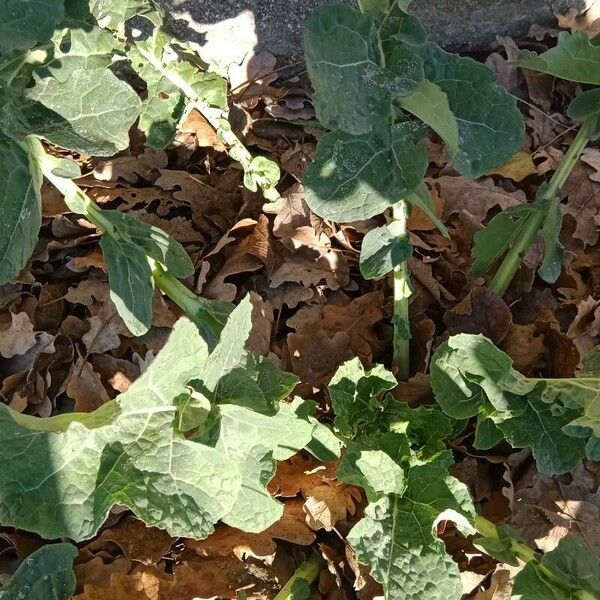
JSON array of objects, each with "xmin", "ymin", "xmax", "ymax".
[
  {"xmin": 149, "ymin": 260, "xmax": 200, "ymax": 315},
  {"xmin": 136, "ymin": 46, "xmax": 280, "ymax": 201},
  {"xmin": 489, "ymin": 119, "xmax": 593, "ymax": 295},
  {"xmin": 273, "ymin": 554, "xmax": 323, "ymax": 600},
  {"xmin": 391, "ymin": 201, "xmax": 412, "ymax": 379}
]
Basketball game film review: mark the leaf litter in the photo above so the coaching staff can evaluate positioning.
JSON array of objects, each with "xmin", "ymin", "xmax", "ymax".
[{"xmin": 1, "ymin": 7, "xmax": 600, "ymax": 600}]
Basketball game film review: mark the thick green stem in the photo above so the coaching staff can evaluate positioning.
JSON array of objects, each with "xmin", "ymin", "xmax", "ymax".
[
  {"xmin": 273, "ymin": 554, "xmax": 323, "ymax": 600},
  {"xmin": 489, "ymin": 119, "xmax": 593, "ymax": 295},
  {"xmin": 150, "ymin": 261, "xmax": 200, "ymax": 315},
  {"xmin": 391, "ymin": 201, "xmax": 412, "ymax": 379}
]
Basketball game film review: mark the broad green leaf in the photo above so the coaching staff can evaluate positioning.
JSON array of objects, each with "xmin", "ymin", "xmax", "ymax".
[
  {"xmin": 0, "ymin": 134, "xmax": 42, "ymax": 284},
  {"xmin": 514, "ymin": 32, "xmax": 600, "ymax": 85},
  {"xmin": 304, "ymin": 121, "xmax": 428, "ymax": 222},
  {"xmin": 89, "ymin": 0, "xmax": 144, "ymax": 30},
  {"xmin": 512, "ymin": 535, "xmax": 600, "ymax": 599},
  {"xmin": 359, "ymin": 223, "xmax": 412, "ymax": 279},
  {"xmin": 419, "ymin": 42, "xmax": 524, "ymax": 178},
  {"xmin": 471, "ymin": 204, "xmax": 535, "ymax": 276},
  {"xmin": 338, "ymin": 448, "xmax": 405, "ymax": 500},
  {"xmin": 203, "ymin": 399, "xmax": 319, "ymax": 532},
  {"xmin": 348, "ymin": 459, "xmax": 475, "ymax": 600},
  {"xmin": 329, "ymin": 357, "xmax": 397, "ymax": 439},
  {"xmin": 0, "ymin": 318, "xmax": 240, "ymax": 541},
  {"xmin": 538, "ymin": 194, "xmax": 564, "ymax": 283},
  {"xmin": 382, "ymin": 43, "xmax": 424, "ymax": 97},
  {"xmin": 100, "ymin": 233, "xmax": 153, "ymax": 336},
  {"xmin": 0, "ymin": 0, "xmax": 64, "ymax": 50},
  {"xmin": 431, "ymin": 334, "xmax": 597, "ymax": 474},
  {"xmin": 568, "ymin": 88, "xmax": 600, "ymax": 121},
  {"xmin": 201, "ymin": 295, "xmax": 253, "ymax": 393},
  {"xmin": 98, "ymin": 210, "xmax": 194, "ymax": 335},
  {"xmin": 578, "ymin": 346, "xmax": 600, "ymax": 378},
  {"xmin": 379, "ymin": 8, "xmax": 427, "ymax": 47},
  {"xmin": 398, "ymin": 79, "xmax": 459, "ymax": 157},
  {"xmin": 0, "ymin": 544, "xmax": 76, "ymax": 600},
  {"xmin": 184, "ymin": 295, "xmax": 234, "ymax": 352},
  {"xmin": 101, "ymin": 210, "xmax": 194, "ymax": 278},
  {"xmin": 304, "ymin": 5, "xmax": 390, "ymax": 135},
  {"xmin": 22, "ymin": 66, "xmax": 141, "ymax": 156},
  {"xmin": 358, "ymin": 0, "xmax": 389, "ymax": 10}
]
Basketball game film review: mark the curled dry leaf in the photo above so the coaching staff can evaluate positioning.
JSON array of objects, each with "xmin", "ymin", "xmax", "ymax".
[
  {"xmin": 0, "ymin": 312, "xmax": 37, "ymax": 358},
  {"xmin": 66, "ymin": 356, "xmax": 111, "ymax": 412}
]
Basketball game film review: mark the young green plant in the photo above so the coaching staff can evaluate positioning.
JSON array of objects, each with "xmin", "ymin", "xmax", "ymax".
[
  {"xmin": 0, "ymin": 0, "xmax": 280, "ymax": 340},
  {"xmin": 302, "ymin": 0, "xmax": 523, "ymax": 376},
  {"xmin": 325, "ymin": 356, "xmax": 600, "ymax": 600},
  {"xmin": 472, "ymin": 31, "xmax": 600, "ymax": 295}
]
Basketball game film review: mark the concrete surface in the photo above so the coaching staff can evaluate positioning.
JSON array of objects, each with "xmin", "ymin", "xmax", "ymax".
[{"xmin": 158, "ymin": 0, "xmax": 583, "ymax": 69}]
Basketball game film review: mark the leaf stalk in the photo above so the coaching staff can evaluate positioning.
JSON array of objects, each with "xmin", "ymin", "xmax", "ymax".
[
  {"xmin": 489, "ymin": 119, "xmax": 593, "ymax": 295},
  {"xmin": 273, "ymin": 554, "xmax": 323, "ymax": 600},
  {"xmin": 392, "ymin": 200, "xmax": 412, "ymax": 379}
]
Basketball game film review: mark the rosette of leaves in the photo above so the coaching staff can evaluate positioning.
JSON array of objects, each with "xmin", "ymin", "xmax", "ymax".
[
  {"xmin": 431, "ymin": 333, "xmax": 600, "ymax": 475},
  {"xmin": 326, "ymin": 358, "xmax": 478, "ymax": 600},
  {"xmin": 303, "ymin": 0, "xmax": 524, "ymax": 280},
  {"xmin": 473, "ymin": 30, "xmax": 600, "ymax": 293},
  {"xmin": 0, "ymin": 297, "xmax": 338, "ymax": 541},
  {"xmin": 0, "ymin": 0, "xmax": 279, "ymax": 337}
]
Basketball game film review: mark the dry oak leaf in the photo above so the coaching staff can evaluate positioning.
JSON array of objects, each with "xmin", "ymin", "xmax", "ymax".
[
  {"xmin": 567, "ymin": 295, "xmax": 600, "ymax": 357},
  {"xmin": 511, "ymin": 464, "xmax": 600, "ymax": 555},
  {"xmin": 82, "ymin": 314, "xmax": 124, "ymax": 355},
  {"xmin": 203, "ymin": 216, "xmax": 274, "ymax": 302},
  {"xmin": 83, "ymin": 517, "xmax": 175, "ymax": 564},
  {"xmin": 0, "ymin": 312, "xmax": 37, "ymax": 358},
  {"xmin": 93, "ymin": 150, "xmax": 168, "ymax": 184},
  {"xmin": 557, "ymin": 6, "xmax": 600, "ymax": 38},
  {"xmin": 430, "ymin": 176, "xmax": 525, "ymax": 223},
  {"xmin": 269, "ymin": 453, "xmax": 339, "ymax": 498},
  {"xmin": 303, "ymin": 483, "xmax": 361, "ymax": 531},
  {"xmin": 563, "ymin": 160, "xmax": 600, "ymax": 247},
  {"xmin": 67, "ymin": 356, "xmax": 111, "ymax": 412},
  {"xmin": 444, "ymin": 286, "xmax": 512, "ymax": 344},
  {"xmin": 263, "ymin": 185, "xmax": 312, "ymax": 239},
  {"xmin": 500, "ymin": 323, "xmax": 546, "ymax": 376},
  {"xmin": 188, "ymin": 498, "xmax": 315, "ymax": 561}
]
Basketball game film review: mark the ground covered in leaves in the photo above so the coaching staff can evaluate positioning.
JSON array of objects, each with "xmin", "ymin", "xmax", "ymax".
[{"xmin": 1, "ymin": 9, "xmax": 600, "ymax": 600}]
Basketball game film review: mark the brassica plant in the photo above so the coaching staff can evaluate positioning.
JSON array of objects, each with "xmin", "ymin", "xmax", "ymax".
[
  {"xmin": 473, "ymin": 31, "xmax": 600, "ymax": 294},
  {"xmin": 0, "ymin": 0, "xmax": 280, "ymax": 339},
  {"xmin": 302, "ymin": 0, "xmax": 524, "ymax": 377}
]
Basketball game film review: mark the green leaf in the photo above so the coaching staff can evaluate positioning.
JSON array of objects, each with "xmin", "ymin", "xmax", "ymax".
[
  {"xmin": 18, "ymin": 66, "xmax": 141, "ymax": 156},
  {"xmin": 0, "ymin": 544, "xmax": 77, "ymax": 600},
  {"xmin": 379, "ymin": 8, "xmax": 427, "ymax": 47},
  {"xmin": 514, "ymin": 31, "xmax": 600, "ymax": 85},
  {"xmin": 578, "ymin": 346, "xmax": 600, "ymax": 378},
  {"xmin": 184, "ymin": 295, "xmax": 234, "ymax": 352},
  {"xmin": 398, "ymin": 79, "xmax": 459, "ymax": 157},
  {"xmin": 471, "ymin": 204, "xmax": 535, "ymax": 276},
  {"xmin": 0, "ymin": 0, "xmax": 64, "ymax": 50},
  {"xmin": 329, "ymin": 358, "xmax": 397, "ymax": 439},
  {"xmin": 0, "ymin": 318, "xmax": 235, "ymax": 541},
  {"xmin": 538, "ymin": 194, "xmax": 564, "ymax": 283},
  {"xmin": 568, "ymin": 88, "xmax": 600, "ymax": 121},
  {"xmin": 419, "ymin": 42, "xmax": 524, "ymax": 177},
  {"xmin": 431, "ymin": 334, "xmax": 596, "ymax": 474},
  {"xmin": 304, "ymin": 5, "xmax": 390, "ymax": 135},
  {"xmin": 338, "ymin": 447, "xmax": 405, "ymax": 500},
  {"xmin": 348, "ymin": 460, "xmax": 475, "ymax": 600},
  {"xmin": 359, "ymin": 223, "xmax": 412, "ymax": 279},
  {"xmin": 201, "ymin": 295, "xmax": 253, "ymax": 393},
  {"xmin": 0, "ymin": 134, "xmax": 42, "ymax": 285},
  {"xmin": 101, "ymin": 210, "xmax": 194, "ymax": 278},
  {"xmin": 513, "ymin": 535, "xmax": 600, "ymax": 599},
  {"xmin": 304, "ymin": 121, "xmax": 427, "ymax": 222},
  {"xmin": 98, "ymin": 210, "xmax": 194, "ymax": 335},
  {"xmin": 406, "ymin": 182, "xmax": 448, "ymax": 236},
  {"xmin": 201, "ymin": 398, "xmax": 318, "ymax": 532},
  {"xmin": 88, "ymin": 0, "xmax": 144, "ymax": 30},
  {"xmin": 100, "ymin": 233, "xmax": 153, "ymax": 336}
]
